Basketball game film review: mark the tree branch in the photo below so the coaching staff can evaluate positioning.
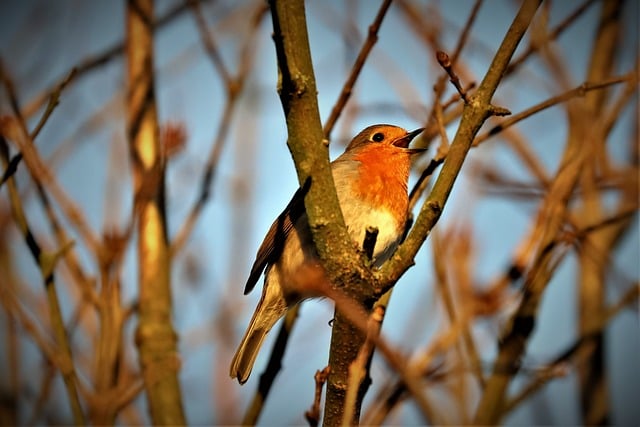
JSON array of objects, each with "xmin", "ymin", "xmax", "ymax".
[
  {"xmin": 376, "ymin": 0, "xmax": 542, "ymax": 293},
  {"xmin": 323, "ymin": 0, "xmax": 393, "ymax": 139},
  {"xmin": 126, "ymin": 0, "xmax": 185, "ymax": 423}
]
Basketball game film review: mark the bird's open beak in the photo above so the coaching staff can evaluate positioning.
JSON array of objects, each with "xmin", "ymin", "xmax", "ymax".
[{"xmin": 393, "ymin": 127, "xmax": 426, "ymax": 152}]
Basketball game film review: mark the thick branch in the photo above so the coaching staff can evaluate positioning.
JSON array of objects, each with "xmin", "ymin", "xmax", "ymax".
[
  {"xmin": 268, "ymin": 3, "xmax": 387, "ymax": 425},
  {"xmin": 377, "ymin": 0, "xmax": 542, "ymax": 290},
  {"xmin": 268, "ymin": 0, "xmax": 355, "ymax": 270}
]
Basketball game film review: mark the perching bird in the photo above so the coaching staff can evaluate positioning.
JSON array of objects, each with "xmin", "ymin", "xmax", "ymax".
[{"xmin": 230, "ymin": 124, "xmax": 424, "ymax": 384}]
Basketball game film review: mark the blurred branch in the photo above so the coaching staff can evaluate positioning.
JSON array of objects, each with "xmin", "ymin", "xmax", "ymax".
[
  {"xmin": 474, "ymin": 73, "xmax": 635, "ymax": 146},
  {"xmin": 0, "ymin": 276, "xmax": 85, "ymax": 424},
  {"xmin": 188, "ymin": 0, "xmax": 233, "ymax": 87},
  {"xmin": 0, "ymin": 68, "xmax": 76, "ymax": 187},
  {"xmin": 342, "ymin": 305, "xmax": 384, "ymax": 427},
  {"xmin": 0, "ymin": 88, "xmax": 102, "ymax": 259},
  {"xmin": 323, "ymin": 0, "xmax": 392, "ymax": 139},
  {"xmin": 30, "ymin": 68, "xmax": 78, "ymax": 140},
  {"xmin": 506, "ymin": 0, "xmax": 599, "ymax": 75},
  {"xmin": 171, "ymin": 2, "xmax": 268, "ymax": 256},
  {"xmin": 362, "ymin": 299, "xmax": 476, "ymax": 424},
  {"xmin": 305, "ymin": 366, "xmax": 331, "ymax": 427},
  {"xmin": 21, "ymin": 0, "xmax": 213, "ymax": 119},
  {"xmin": 4, "ymin": 291, "xmax": 19, "ymax": 425},
  {"xmin": 473, "ymin": 1, "xmax": 629, "ymax": 422},
  {"xmin": 302, "ymin": 268, "xmax": 436, "ymax": 425},
  {"xmin": 473, "ymin": 136, "xmax": 584, "ymax": 423},
  {"xmin": 242, "ymin": 305, "xmax": 300, "ymax": 425},
  {"xmin": 0, "ymin": 132, "xmax": 85, "ymax": 425},
  {"xmin": 27, "ymin": 364, "xmax": 56, "ymax": 425},
  {"xmin": 573, "ymin": 1, "xmax": 624, "ymax": 423},
  {"xmin": 1, "ymin": 66, "xmax": 106, "ymax": 311},
  {"xmin": 432, "ymin": 231, "xmax": 484, "ymax": 388},
  {"xmin": 114, "ymin": 379, "xmax": 147, "ymax": 414},
  {"xmin": 34, "ymin": 175, "xmax": 99, "ymax": 305},
  {"xmin": 125, "ymin": 0, "xmax": 185, "ymax": 424},
  {"xmin": 602, "ymin": 68, "xmax": 639, "ymax": 137},
  {"xmin": 504, "ymin": 283, "xmax": 639, "ymax": 414}
]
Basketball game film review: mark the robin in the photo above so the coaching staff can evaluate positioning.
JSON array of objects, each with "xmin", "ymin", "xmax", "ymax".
[{"xmin": 230, "ymin": 124, "xmax": 425, "ymax": 384}]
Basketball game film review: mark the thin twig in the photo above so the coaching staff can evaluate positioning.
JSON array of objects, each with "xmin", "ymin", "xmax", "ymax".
[
  {"xmin": 362, "ymin": 226, "xmax": 379, "ymax": 261},
  {"xmin": 0, "ymin": 64, "xmax": 103, "ymax": 257},
  {"xmin": 407, "ymin": 157, "xmax": 443, "ymax": 212},
  {"xmin": 474, "ymin": 73, "xmax": 635, "ymax": 146},
  {"xmin": 504, "ymin": 283, "xmax": 639, "ymax": 414},
  {"xmin": 432, "ymin": 231, "xmax": 485, "ymax": 388},
  {"xmin": 323, "ymin": 0, "xmax": 393, "ymax": 139},
  {"xmin": 295, "ymin": 265, "xmax": 437, "ymax": 424},
  {"xmin": 30, "ymin": 68, "xmax": 78, "ymax": 140},
  {"xmin": 406, "ymin": 100, "xmax": 450, "ymax": 213},
  {"xmin": 305, "ymin": 366, "xmax": 331, "ymax": 427},
  {"xmin": 0, "ymin": 132, "xmax": 86, "ymax": 424},
  {"xmin": 170, "ymin": 3, "xmax": 268, "ymax": 256},
  {"xmin": 188, "ymin": 0, "xmax": 233, "ymax": 86},
  {"xmin": 0, "ymin": 282, "xmax": 86, "ymax": 423},
  {"xmin": 436, "ymin": 51, "xmax": 470, "ymax": 103},
  {"xmin": 404, "ymin": 0, "xmax": 485, "ymax": 208},
  {"xmin": 21, "ymin": 0, "xmax": 213, "ymax": 119},
  {"xmin": 242, "ymin": 306, "xmax": 301, "ymax": 425},
  {"xmin": 342, "ymin": 306, "xmax": 385, "ymax": 427},
  {"xmin": 450, "ymin": 0, "xmax": 484, "ymax": 64},
  {"xmin": 601, "ymin": 67, "xmax": 639, "ymax": 137},
  {"xmin": 506, "ymin": 0, "xmax": 600, "ymax": 75}
]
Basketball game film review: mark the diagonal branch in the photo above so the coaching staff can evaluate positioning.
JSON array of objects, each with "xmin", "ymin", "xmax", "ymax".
[
  {"xmin": 170, "ymin": 2, "xmax": 268, "ymax": 256},
  {"xmin": 323, "ymin": 0, "xmax": 392, "ymax": 139},
  {"xmin": 21, "ymin": 0, "xmax": 214, "ymax": 119},
  {"xmin": 376, "ymin": 0, "xmax": 542, "ymax": 292}
]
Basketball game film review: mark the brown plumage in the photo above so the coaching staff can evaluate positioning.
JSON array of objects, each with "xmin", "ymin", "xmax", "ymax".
[{"xmin": 230, "ymin": 124, "xmax": 424, "ymax": 384}]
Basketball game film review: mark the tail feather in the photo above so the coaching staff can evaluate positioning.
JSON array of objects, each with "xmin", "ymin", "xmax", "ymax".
[
  {"xmin": 230, "ymin": 279, "xmax": 287, "ymax": 384},
  {"xmin": 229, "ymin": 324, "xmax": 269, "ymax": 384}
]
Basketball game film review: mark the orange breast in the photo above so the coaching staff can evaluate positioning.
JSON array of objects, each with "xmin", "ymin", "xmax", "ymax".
[{"xmin": 351, "ymin": 146, "xmax": 411, "ymax": 225}]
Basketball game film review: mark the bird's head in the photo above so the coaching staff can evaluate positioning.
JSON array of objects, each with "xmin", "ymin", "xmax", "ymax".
[{"xmin": 345, "ymin": 124, "xmax": 425, "ymax": 154}]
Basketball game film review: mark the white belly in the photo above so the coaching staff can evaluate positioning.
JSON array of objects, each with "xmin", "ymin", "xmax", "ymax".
[{"xmin": 340, "ymin": 203, "xmax": 402, "ymax": 265}]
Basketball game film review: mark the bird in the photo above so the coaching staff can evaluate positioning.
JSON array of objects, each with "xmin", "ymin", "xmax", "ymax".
[{"xmin": 230, "ymin": 124, "xmax": 425, "ymax": 384}]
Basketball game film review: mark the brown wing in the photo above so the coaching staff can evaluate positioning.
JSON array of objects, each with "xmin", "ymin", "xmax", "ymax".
[{"xmin": 243, "ymin": 187, "xmax": 306, "ymax": 295}]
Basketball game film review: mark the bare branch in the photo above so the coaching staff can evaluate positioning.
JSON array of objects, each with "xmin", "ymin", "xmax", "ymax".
[
  {"xmin": 126, "ymin": 0, "xmax": 185, "ymax": 423},
  {"xmin": 323, "ymin": 0, "xmax": 393, "ymax": 139},
  {"xmin": 305, "ymin": 366, "xmax": 331, "ymax": 427},
  {"xmin": 436, "ymin": 51, "xmax": 470, "ymax": 104},
  {"xmin": 242, "ymin": 306, "xmax": 301, "ymax": 425},
  {"xmin": 474, "ymin": 73, "xmax": 635, "ymax": 146}
]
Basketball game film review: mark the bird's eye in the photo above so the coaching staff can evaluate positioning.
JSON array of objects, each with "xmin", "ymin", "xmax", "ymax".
[{"xmin": 371, "ymin": 132, "xmax": 385, "ymax": 142}]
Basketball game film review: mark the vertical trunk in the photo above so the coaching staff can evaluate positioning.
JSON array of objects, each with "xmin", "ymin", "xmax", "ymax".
[
  {"xmin": 126, "ymin": 0, "xmax": 186, "ymax": 424},
  {"xmin": 576, "ymin": 1, "xmax": 622, "ymax": 424}
]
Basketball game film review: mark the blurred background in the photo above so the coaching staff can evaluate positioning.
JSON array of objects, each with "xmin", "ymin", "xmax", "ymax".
[{"xmin": 0, "ymin": 0, "xmax": 638, "ymax": 424}]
